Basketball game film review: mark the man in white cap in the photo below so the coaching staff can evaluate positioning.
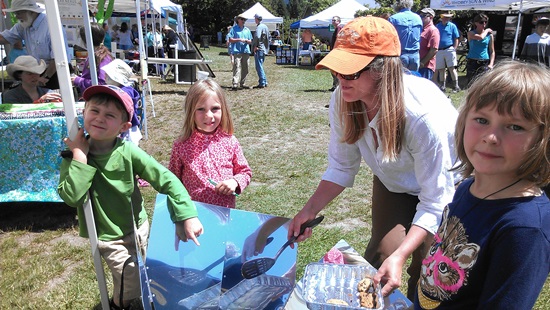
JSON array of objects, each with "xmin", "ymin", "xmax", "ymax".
[
  {"xmin": 252, "ymin": 13, "xmax": 270, "ymax": 88},
  {"xmin": 0, "ymin": 0, "xmax": 69, "ymax": 90},
  {"xmin": 434, "ymin": 12, "xmax": 460, "ymax": 93},
  {"xmin": 419, "ymin": 8, "xmax": 439, "ymax": 80},
  {"xmin": 228, "ymin": 14, "xmax": 253, "ymax": 90}
]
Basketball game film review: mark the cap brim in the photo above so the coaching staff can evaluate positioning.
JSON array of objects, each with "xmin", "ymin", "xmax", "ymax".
[
  {"xmin": 82, "ymin": 85, "xmax": 133, "ymax": 120},
  {"xmin": 3, "ymin": 7, "xmax": 44, "ymax": 13},
  {"xmin": 315, "ymin": 49, "xmax": 375, "ymax": 75}
]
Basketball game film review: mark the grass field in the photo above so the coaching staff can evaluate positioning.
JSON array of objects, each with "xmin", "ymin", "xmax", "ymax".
[{"xmin": 0, "ymin": 46, "xmax": 548, "ymax": 309}]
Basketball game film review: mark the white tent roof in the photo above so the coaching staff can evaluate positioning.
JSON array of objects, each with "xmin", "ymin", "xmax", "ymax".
[
  {"xmin": 429, "ymin": 0, "xmax": 549, "ymax": 11},
  {"xmin": 241, "ymin": 2, "xmax": 283, "ymax": 31},
  {"xmin": 298, "ymin": 0, "xmax": 370, "ymax": 29}
]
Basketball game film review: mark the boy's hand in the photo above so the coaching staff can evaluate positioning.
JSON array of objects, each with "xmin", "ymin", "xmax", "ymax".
[
  {"xmin": 174, "ymin": 217, "xmax": 203, "ymax": 250},
  {"xmin": 63, "ymin": 128, "xmax": 89, "ymax": 164},
  {"xmin": 215, "ymin": 178, "xmax": 238, "ymax": 196}
]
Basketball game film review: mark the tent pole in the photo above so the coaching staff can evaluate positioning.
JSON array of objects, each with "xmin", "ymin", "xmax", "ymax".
[
  {"xmin": 137, "ymin": 0, "xmax": 152, "ymax": 139},
  {"xmin": 511, "ymin": 0, "xmax": 524, "ymax": 60},
  {"xmin": 43, "ymin": 0, "xmax": 110, "ymax": 309},
  {"xmin": 82, "ymin": 0, "xmax": 98, "ymax": 85},
  {"xmin": 296, "ymin": 27, "xmax": 301, "ymax": 66}
]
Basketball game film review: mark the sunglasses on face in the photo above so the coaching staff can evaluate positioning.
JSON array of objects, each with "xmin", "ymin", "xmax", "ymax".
[
  {"xmin": 477, "ymin": 20, "xmax": 488, "ymax": 24},
  {"xmin": 331, "ymin": 66, "xmax": 371, "ymax": 80}
]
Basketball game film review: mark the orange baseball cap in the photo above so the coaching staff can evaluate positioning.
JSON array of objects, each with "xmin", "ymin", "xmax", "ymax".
[{"xmin": 315, "ymin": 16, "xmax": 400, "ymax": 75}]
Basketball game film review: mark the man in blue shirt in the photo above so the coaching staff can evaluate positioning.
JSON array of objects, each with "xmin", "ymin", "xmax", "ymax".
[
  {"xmin": 228, "ymin": 14, "xmax": 253, "ymax": 90},
  {"xmin": 435, "ymin": 12, "xmax": 461, "ymax": 93},
  {"xmin": 252, "ymin": 14, "xmax": 270, "ymax": 88},
  {"xmin": 389, "ymin": 0, "xmax": 422, "ymax": 71}
]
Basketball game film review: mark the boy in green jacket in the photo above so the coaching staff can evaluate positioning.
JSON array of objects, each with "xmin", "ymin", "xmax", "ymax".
[{"xmin": 58, "ymin": 85, "xmax": 203, "ymax": 310}]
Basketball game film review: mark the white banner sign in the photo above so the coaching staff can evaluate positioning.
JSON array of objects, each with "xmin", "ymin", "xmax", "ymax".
[
  {"xmin": 432, "ymin": 0, "xmax": 498, "ymax": 9},
  {"xmin": 58, "ymin": 0, "xmax": 83, "ymax": 19}
]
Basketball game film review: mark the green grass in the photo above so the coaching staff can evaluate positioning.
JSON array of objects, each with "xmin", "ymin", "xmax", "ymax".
[{"xmin": 0, "ymin": 46, "xmax": 548, "ymax": 309}]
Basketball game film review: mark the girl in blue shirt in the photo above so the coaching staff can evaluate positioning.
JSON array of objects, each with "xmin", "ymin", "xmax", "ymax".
[
  {"xmin": 466, "ymin": 14, "xmax": 495, "ymax": 84},
  {"xmin": 415, "ymin": 61, "xmax": 550, "ymax": 309}
]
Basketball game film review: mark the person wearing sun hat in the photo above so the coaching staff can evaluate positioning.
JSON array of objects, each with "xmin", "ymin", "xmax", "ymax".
[
  {"xmin": 0, "ymin": 0, "xmax": 69, "ymax": 90},
  {"xmin": 228, "ymin": 13, "xmax": 253, "ymax": 90},
  {"xmin": 288, "ymin": 16, "xmax": 460, "ymax": 300},
  {"xmin": 434, "ymin": 11, "xmax": 461, "ymax": 92},
  {"xmin": 2, "ymin": 55, "xmax": 52, "ymax": 103}
]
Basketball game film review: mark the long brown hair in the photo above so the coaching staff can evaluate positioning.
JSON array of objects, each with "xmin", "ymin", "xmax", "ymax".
[
  {"xmin": 178, "ymin": 79, "xmax": 234, "ymax": 141},
  {"xmin": 453, "ymin": 61, "xmax": 550, "ymax": 186},
  {"xmin": 338, "ymin": 56, "xmax": 406, "ymax": 162}
]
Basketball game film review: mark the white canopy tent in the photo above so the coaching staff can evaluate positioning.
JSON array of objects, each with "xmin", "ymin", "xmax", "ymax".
[
  {"xmin": 430, "ymin": 0, "xmax": 550, "ymax": 58},
  {"xmin": 240, "ymin": 2, "xmax": 283, "ymax": 31},
  {"xmin": 294, "ymin": 0, "xmax": 370, "ymax": 29},
  {"xmin": 293, "ymin": 0, "xmax": 370, "ymax": 65}
]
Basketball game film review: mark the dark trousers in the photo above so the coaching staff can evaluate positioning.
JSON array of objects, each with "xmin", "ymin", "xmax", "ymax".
[
  {"xmin": 466, "ymin": 58, "xmax": 489, "ymax": 85},
  {"xmin": 363, "ymin": 176, "xmax": 431, "ymax": 300},
  {"xmin": 147, "ymin": 46, "xmax": 165, "ymax": 75}
]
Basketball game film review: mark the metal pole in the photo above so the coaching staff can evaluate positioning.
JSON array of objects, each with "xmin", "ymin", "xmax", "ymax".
[
  {"xmin": 43, "ymin": 0, "xmax": 109, "ymax": 308},
  {"xmin": 511, "ymin": 0, "xmax": 524, "ymax": 60}
]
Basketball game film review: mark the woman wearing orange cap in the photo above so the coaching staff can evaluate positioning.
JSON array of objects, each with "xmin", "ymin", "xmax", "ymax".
[{"xmin": 287, "ymin": 16, "xmax": 460, "ymax": 300}]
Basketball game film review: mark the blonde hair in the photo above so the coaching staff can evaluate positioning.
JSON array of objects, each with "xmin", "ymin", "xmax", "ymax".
[
  {"xmin": 338, "ymin": 56, "xmax": 405, "ymax": 162},
  {"xmin": 454, "ymin": 61, "xmax": 550, "ymax": 187},
  {"xmin": 178, "ymin": 79, "xmax": 234, "ymax": 141}
]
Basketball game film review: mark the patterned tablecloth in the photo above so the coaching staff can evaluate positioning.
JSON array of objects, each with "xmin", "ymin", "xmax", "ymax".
[{"xmin": 0, "ymin": 103, "xmax": 83, "ymax": 202}]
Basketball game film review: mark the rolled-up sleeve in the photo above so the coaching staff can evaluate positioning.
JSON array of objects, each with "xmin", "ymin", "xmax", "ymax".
[{"xmin": 407, "ymin": 114, "xmax": 457, "ymax": 234}]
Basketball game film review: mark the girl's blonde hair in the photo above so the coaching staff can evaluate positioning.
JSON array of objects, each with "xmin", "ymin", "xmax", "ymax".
[
  {"xmin": 179, "ymin": 79, "xmax": 234, "ymax": 141},
  {"xmin": 338, "ymin": 56, "xmax": 405, "ymax": 162},
  {"xmin": 454, "ymin": 61, "xmax": 550, "ymax": 187}
]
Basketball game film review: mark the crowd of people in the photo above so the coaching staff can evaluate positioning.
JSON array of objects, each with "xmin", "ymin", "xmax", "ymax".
[
  {"xmin": 0, "ymin": 0, "xmax": 185, "ymax": 105},
  {"xmin": 0, "ymin": 0, "xmax": 548, "ymax": 309},
  {"xmin": 391, "ymin": 0, "xmax": 550, "ymax": 93}
]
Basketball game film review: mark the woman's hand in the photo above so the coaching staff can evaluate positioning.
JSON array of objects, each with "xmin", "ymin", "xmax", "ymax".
[
  {"xmin": 373, "ymin": 252, "xmax": 407, "ymax": 296},
  {"xmin": 287, "ymin": 207, "xmax": 317, "ymax": 248}
]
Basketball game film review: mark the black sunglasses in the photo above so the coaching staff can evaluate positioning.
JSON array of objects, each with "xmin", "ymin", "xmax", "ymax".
[{"xmin": 331, "ymin": 66, "xmax": 371, "ymax": 80}]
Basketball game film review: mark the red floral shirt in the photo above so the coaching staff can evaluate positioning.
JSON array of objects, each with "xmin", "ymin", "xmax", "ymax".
[{"xmin": 169, "ymin": 129, "xmax": 251, "ymax": 208}]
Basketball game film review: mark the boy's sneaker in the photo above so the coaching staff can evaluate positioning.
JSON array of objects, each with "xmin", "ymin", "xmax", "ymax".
[
  {"xmin": 452, "ymin": 86, "xmax": 461, "ymax": 93},
  {"xmin": 439, "ymin": 85, "xmax": 446, "ymax": 92}
]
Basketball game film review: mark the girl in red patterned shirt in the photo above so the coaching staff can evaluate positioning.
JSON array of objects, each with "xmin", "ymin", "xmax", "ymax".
[{"xmin": 169, "ymin": 79, "xmax": 252, "ymax": 208}]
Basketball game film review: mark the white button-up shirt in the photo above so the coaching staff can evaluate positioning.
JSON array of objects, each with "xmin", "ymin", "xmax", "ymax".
[{"xmin": 323, "ymin": 74, "xmax": 460, "ymax": 234}]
